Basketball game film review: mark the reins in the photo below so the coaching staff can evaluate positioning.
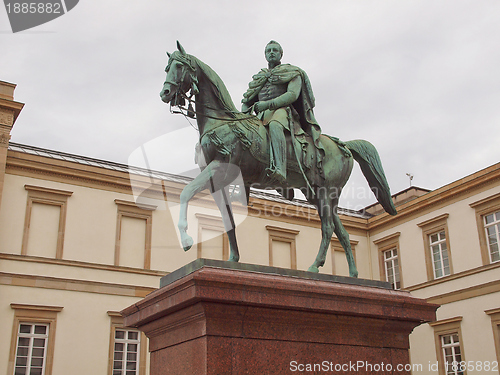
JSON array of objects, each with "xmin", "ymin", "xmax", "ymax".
[
  {"xmin": 169, "ymin": 90, "xmax": 259, "ymax": 140},
  {"xmin": 172, "ymin": 90, "xmax": 257, "ymax": 122}
]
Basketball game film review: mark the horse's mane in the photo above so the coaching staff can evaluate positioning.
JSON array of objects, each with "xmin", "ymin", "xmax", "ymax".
[{"xmin": 189, "ymin": 54, "xmax": 241, "ymax": 117}]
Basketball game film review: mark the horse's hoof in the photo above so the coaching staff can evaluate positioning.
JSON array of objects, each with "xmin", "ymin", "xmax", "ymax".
[
  {"xmin": 228, "ymin": 255, "xmax": 240, "ymax": 262},
  {"xmin": 181, "ymin": 235, "xmax": 193, "ymax": 252},
  {"xmin": 349, "ymin": 267, "xmax": 359, "ymax": 278},
  {"xmin": 307, "ymin": 265, "xmax": 319, "ymax": 273}
]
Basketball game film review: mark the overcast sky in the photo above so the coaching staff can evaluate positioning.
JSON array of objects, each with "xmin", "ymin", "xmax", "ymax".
[{"xmin": 1, "ymin": 1, "xmax": 499, "ymax": 209}]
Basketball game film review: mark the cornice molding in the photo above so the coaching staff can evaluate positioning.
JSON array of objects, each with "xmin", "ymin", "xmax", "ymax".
[
  {"xmin": 469, "ymin": 191, "xmax": 500, "ymax": 209},
  {"xmin": 426, "ymin": 279, "xmax": 500, "ymax": 305},
  {"xmin": 7, "ymin": 155, "xmax": 134, "ymax": 193},
  {"xmin": 331, "ymin": 237, "xmax": 359, "ymax": 249},
  {"xmin": 6, "ymin": 149, "xmax": 500, "ymax": 237},
  {"xmin": 0, "ymin": 271, "xmax": 156, "ymax": 298},
  {"xmin": 25, "ymin": 184, "xmax": 73, "ymax": 196},
  {"xmin": 0, "ymin": 97, "xmax": 24, "ymax": 122},
  {"xmin": 10, "ymin": 303, "xmax": 64, "ymax": 312},
  {"xmin": 0, "ymin": 253, "xmax": 167, "ymax": 277},
  {"xmin": 405, "ymin": 261, "xmax": 500, "ymax": 292},
  {"xmin": 373, "ymin": 231, "xmax": 401, "ymax": 246},
  {"xmin": 107, "ymin": 311, "xmax": 123, "ymax": 318},
  {"xmin": 485, "ymin": 307, "xmax": 500, "ymax": 316},
  {"xmin": 368, "ymin": 163, "xmax": 500, "ymax": 233},
  {"xmin": 429, "ymin": 316, "xmax": 463, "ymax": 327},
  {"xmin": 416, "ymin": 213, "xmax": 449, "ymax": 228},
  {"xmin": 265, "ymin": 225, "xmax": 300, "ymax": 237},
  {"xmin": 115, "ymin": 199, "xmax": 157, "ymax": 211}
]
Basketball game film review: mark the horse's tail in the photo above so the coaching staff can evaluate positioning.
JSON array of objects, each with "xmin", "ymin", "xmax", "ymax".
[{"xmin": 345, "ymin": 139, "xmax": 397, "ymax": 215}]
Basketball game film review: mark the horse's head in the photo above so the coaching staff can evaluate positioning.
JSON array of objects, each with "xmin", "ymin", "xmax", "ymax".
[{"xmin": 160, "ymin": 41, "xmax": 199, "ymax": 106}]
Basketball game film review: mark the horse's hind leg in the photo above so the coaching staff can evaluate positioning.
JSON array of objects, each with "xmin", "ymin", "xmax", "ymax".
[
  {"xmin": 332, "ymin": 212, "xmax": 358, "ymax": 278},
  {"xmin": 210, "ymin": 186, "xmax": 239, "ymax": 262},
  {"xmin": 307, "ymin": 192, "xmax": 335, "ymax": 273}
]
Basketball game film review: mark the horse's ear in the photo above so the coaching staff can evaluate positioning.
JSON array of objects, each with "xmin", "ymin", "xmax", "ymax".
[
  {"xmin": 177, "ymin": 41, "xmax": 187, "ymax": 55},
  {"xmin": 166, "ymin": 51, "xmax": 171, "ymax": 58}
]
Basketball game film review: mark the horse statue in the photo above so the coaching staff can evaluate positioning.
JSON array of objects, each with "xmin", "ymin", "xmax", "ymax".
[{"xmin": 160, "ymin": 42, "xmax": 397, "ymax": 277}]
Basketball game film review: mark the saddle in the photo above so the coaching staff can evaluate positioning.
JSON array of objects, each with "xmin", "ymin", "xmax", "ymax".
[
  {"xmin": 230, "ymin": 115, "xmax": 324, "ymax": 190},
  {"xmin": 202, "ymin": 113, "xmax": 350, "ymax": 197}
]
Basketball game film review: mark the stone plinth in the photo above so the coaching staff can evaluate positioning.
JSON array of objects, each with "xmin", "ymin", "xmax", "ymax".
[{"xmin": 121, "ymin": 259, "xmax": 438, "ymax": 375}]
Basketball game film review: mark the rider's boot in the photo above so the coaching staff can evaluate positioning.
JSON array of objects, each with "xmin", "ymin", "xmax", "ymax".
[{"xmin": 268, "ymin": 121, "xmax": 287, "ymax": 185}]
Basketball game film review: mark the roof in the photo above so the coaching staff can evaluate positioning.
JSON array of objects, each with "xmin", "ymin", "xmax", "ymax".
[
  {"xmin": 8, "ymin": 142, "xmax": 193, "ymax": 185},
  {"xmin": 8, "ymin": 142, "xmax": 371, "ymax": 219}
]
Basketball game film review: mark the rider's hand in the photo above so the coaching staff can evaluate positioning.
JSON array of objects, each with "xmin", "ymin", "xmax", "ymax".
[{"xmin": 254, "ymin": 101, "xmax": 269, "ymax": 113}]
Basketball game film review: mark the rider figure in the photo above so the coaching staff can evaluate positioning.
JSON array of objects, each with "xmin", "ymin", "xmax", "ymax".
[{"xmin": 242, "ymin": 40, "xmax": 324, "ymax": 185}]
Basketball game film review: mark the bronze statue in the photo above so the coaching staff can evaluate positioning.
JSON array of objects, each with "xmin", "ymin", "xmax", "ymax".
[
  {"xmin": 241, "ymin": 40, "xmax": 323, "ymax": 186},
  {"xmin": 160, "ymin": 41, "xmax": 397, "ymax": 277}
]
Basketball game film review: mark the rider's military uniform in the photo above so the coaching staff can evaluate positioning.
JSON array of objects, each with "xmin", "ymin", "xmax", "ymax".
[{"xmin": 242, "ymin": 63, "xmax": 324, "ymax": 182}]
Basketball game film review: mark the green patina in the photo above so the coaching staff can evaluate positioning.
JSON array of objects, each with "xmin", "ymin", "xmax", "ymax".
[{"xmin": 160, "ymin": 41, "xmax": 397, "ymax": 277}]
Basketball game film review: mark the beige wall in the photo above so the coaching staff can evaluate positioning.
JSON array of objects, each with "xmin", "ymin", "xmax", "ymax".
[
  {"xmin": 2, "ymin": 135, "xmax": 499, "ymax": 375},
  {"xmin": 0, "ymin": 165, "xmax": 368, "ymax": 276},
  {"xmin": 370, "ymin": 184, "xmax": 500, "ymax": 288},
  {"xmin": 0, "ymin": 174, "xmax": 28, "ymax": 254},
  {"xmin": 0, "ymin": 284, "xmax": 149, "ymax": 375},
  {"xmin": 373, "ymin": 181, "xmax": 500, "ymax": 371},
  {"xmin": 0, "ymin": 173, "xmax": 205, "ymax": 272},
  {"xmin": 0, "ymin": 152, "xmax": 372, "ymax": 375},
  {"xmin": 410, "ymin": 292, "xmax": 500, "ymax": 369}
]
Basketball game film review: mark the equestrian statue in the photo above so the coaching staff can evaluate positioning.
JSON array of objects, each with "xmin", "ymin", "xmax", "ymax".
[{"xmin": 160, "ymin": 41, "xmax": 397, "ymax": 277}]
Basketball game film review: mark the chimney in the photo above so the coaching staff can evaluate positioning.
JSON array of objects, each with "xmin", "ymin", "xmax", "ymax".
[{"xmin": 0, "ymin": 80, "xmax": 25, "ymax": 209}]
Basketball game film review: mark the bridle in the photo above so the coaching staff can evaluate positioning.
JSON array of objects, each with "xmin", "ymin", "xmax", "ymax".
[{"xmin": 165, "ymin": 58, "xmax": 257, "ymax": 122}]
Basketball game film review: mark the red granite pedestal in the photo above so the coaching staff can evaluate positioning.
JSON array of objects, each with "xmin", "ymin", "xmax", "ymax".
[{"xmin": 121, "ymin": 260, "xmax": 438, "ymax": 375}]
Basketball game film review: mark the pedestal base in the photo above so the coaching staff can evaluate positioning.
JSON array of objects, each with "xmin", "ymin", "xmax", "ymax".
[{"xmin": 121, "ymin": 260, "xmax": 438, "ymax": 374}]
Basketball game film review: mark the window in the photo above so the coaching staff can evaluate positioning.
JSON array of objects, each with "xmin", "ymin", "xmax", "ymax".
[
  {"xmin": 470, "ymin": 193, "xmax": 500, "ymax": 265},
  {"xmin": 8, "ymin": 304, "xmax": 63, "ymax": 375},
  {"xmin": 418, "ymin": 214, "xmax": 454, "ymax": 280},
  {"xmin": 430, "ymin": 231, "xmax": 451, "ymax": 279},
  {"xmin": 13, "ymin": 323, "xmax": 49, "ymax": 375},
  {"xmin": 107, "ymin": 311, "xmax": 147, "ymax": 375},
  {"xmin": 114, "ymin": 200, "xmax": 156, "ymax": 269},
  {"xmin": 485, "ymin": 308, "xmax": 500, "ymax": 364},
  {"xmin": 330, "ymin": 238, "xmax": 358, "ymax": 277},
  {"xmin": 22, "ymin": 185, "xmax": 73, "ymax": 259},
  {"xmin": 484, "ymin": 211, "xmax": 500, "ymax": 263},
  {"xmin": 196, "ymin": 213, "xmax": 229, "ymax": 260},
  {"xmin": 374, "ymin": 232, "xmax": 402, "ymax": 289},
  {"xmin": 266, "ymin": 226, "xmax": 299, "ymax": 269},
  {"xmin": 441, "ymin": 333, "xmax": 464, "ymax": 375},
  {"xmin": 383, "ymin": 248, "xmax": 400, "ymax": 289},
  {"xmin": 430, "ymin": 317, "xmax": 466, "ymax": 375},
  {"xmin": 113, "ymin": 329, "xmax": 141, "ymax": 375}
]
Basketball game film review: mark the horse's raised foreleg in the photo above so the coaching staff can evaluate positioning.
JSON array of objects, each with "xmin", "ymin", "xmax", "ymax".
[
  {"xmin": 332, "ymin": 212, "xmax": 358, "ymax": 278},
  {"xmin": 307, "ymin": 193, "xmax": 335, "ymax": 273},
  {"xmin": 178, "ymin": 160, "xmax": 223, "ymax": 251},
  {"xmin": 211, "ymin": 186, "xmax": 239, "ymax": 262}
]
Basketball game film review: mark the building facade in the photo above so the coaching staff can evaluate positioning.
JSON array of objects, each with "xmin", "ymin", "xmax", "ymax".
[
  {"xmin": 367, "ymin": 168, "xmax": 500, "ymax": 375},
  {"xmin": 1, "ymin": 80, "xmax": 499, "ymax": 374}
]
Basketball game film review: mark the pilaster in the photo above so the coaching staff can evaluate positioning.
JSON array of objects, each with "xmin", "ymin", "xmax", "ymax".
[{"xmin": 0, "ymin": 80, "xmax": 24, "ymax": 210}]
